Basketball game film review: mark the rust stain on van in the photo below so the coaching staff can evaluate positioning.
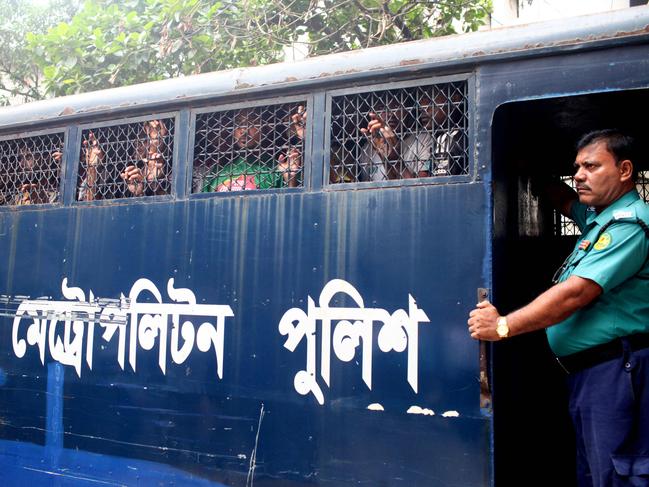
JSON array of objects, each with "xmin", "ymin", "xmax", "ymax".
[
  {"xmin": 59, "ymin": 107, "xmax": 76, "ymax": 116},
  {"xmin": 399, "ymin": 59, "xmax": 422, "ymax": 66}
]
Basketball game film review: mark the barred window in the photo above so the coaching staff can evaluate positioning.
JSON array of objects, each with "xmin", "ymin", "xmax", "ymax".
[
  {"xmin": 0, "ymin": 132, "xmax": 64, "ymax": 206},
  {"xmin": 329, "ymin": 81, "xmax": 469, "ymax": 184},
  {"xmin": 637, "ymin": 171, "xmax": 649, "ymax": 203},
  {"xmin": 77, "ymin": 118, "xmax": 174, "ymax": 201},
  {"xmin": 556, "ymin": 176, "xmax": 580, "ymax": 236},
  {"xmin": 193, "ymin": 103, "xmax": 306, "ymax": 193}
]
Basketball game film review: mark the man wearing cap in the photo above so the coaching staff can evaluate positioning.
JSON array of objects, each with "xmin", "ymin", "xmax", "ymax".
[{"xmin": 468, "ymin": 129, "xmax": 649, "ymax": 487}]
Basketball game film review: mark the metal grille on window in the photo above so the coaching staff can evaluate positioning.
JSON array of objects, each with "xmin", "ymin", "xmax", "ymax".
[
  {"xmin": 556, "ymin": 176, "xmax": 580, "ymax": 236},
  {"xmin": 637, "ymin": 171, "xmax": 649, "ymax": 203},
  {"xmin": 0, "ymin": 132, "xmax": 64, "ymax": 206},
  {"xmin": 77, "ymin": 118, "xmax": 174, "ymax": 201},
  {"xmin": 193, "ymin": 103, "xmax": 306, "ymax": 193},
  {"xmin": 329, "ymin": 81, "xmax": 469, "ymax": 184}
]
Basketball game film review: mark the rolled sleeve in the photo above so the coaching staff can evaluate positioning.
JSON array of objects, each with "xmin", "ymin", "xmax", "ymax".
[{"xmin": 572, "ymin": 223, "xmax": 649, "ymax": 292}]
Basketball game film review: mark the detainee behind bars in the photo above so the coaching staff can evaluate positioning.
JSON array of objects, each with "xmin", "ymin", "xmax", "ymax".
[
  {"xmin": 202, "ymin": 106, "xmax": 305, "ymax": 192},
  {"xmin": 9, "ymin": 143, "xmax": 62, "ymax": 205},
  {"xmin": 357, "ymin": 88, "xmax": 466, "ymax": 180},
  {"xmin": 122, "ymin": 119, "xmax": 170, "ymax": 197},
  {"xmin": 78, "ymin": 119, "xmax": 171, "ymax": 201}
]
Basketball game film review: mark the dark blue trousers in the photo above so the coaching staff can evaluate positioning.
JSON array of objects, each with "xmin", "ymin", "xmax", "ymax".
[{"xmin": 568, "ymin": 342, "xmax": 649, "ymax": 487}]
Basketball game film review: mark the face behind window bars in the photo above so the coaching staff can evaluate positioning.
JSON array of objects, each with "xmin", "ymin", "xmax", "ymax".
[
  {"xmin": 77, "ymin": 118, "xmax": 174, "ymax": 201},
  {"xmin": 0, "ymin": 133, "xmax": 64, "ymax": 206},
  {"xmin": 193, "ymin": 103, "xmax": 306, "ymax": 193},
  {"xmin": 330, "ymin": 81, "xmax": 469, "ymax": 184}
]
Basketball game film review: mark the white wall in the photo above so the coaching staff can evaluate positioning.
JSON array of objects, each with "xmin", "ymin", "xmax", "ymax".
[{"xmin": 489, "ymin": 0, "xmax": 631, "ymax": 28}]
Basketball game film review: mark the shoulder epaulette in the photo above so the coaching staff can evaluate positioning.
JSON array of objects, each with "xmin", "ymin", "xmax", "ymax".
[{"xmin": 612, "ymin": 208, "xmax": 637, "ymax": 221}]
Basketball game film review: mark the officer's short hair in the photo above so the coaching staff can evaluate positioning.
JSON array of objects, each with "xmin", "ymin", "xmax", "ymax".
[{"xmin": 577, "ymin": 129, "xmax": 639, "ymax": 181}]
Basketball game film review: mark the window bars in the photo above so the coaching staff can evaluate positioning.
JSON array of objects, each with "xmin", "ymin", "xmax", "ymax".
[
  {"xmin": 0, "ymin": 132, "xmax": 64, "ymax": 206},
  {"xmin": 556, "ymin": 176, "xmax": 580, "ymax": 236},
  {"xmin": 637, "ymin": 171, "xmax": 649, "ymax": 203},
  {"xmin": 329, "ymin": 81, "xmax": 469, "ymax": 184},
  {"xmin": 77, "ymin": 118, "xmax": 174, "ymax": 201},
  {"xmin": 193, "ymin": 103, "xmax": 306, "ymax": 193}
]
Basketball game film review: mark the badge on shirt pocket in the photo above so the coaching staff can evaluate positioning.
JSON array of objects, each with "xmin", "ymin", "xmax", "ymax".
[{"xmin": 594, "ymin": 232, "xmax": 612, "ymax": 251}]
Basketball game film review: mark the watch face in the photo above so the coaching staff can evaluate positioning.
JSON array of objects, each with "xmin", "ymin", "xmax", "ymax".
[{"xmin": 497, "ymin": 325, "xmax": 508, "ymax": 338}]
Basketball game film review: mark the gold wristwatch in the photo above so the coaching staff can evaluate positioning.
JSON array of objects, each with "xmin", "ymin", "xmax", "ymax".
[{"xmin": 496, "ymin": 316, "xmax": 510, "ymax": 339}]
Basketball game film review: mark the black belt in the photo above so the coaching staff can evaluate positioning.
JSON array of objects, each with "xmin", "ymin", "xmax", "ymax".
[{"xmin": 556, "ymin": 333, "xmax": 649, "ymax": 374}]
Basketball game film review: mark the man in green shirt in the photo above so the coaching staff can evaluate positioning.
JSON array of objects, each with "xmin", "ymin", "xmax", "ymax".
[
  {"xmin": 203, "ymin": 153, "xmax": 282, "ymax": 193},
  {"xmin": 203, "ymin": 107, "xmax": 304, "ymax": 193},
  {"xmin": 468, "ymin": 130, "xmax": 649, "ymax": 487}
]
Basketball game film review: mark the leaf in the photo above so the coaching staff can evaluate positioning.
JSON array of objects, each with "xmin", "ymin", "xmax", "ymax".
[
  {"xmin": 194, "ymin": 34, "xmax": 211, "ymax": 44},
  {"xmin": 64, "ymin": 56, "xmax": 77, "ymax": 68},
  {"xmin": 93, "ymin": 31, "xmax": 105, "ymax": 49},
  {"xmin": 126, "ymin": 11, "xmax": 138, "ymax": 23},
  {"xmin": 55, "ymin": 22, "xmax": 70, "ymax": 36},
  {"xmin": 170, "ymin": 39, "xmax": 183, "ymax": 53},
  {"xmin": 43, "ymin": 65, "xmax": 57, "ymax": 79}
]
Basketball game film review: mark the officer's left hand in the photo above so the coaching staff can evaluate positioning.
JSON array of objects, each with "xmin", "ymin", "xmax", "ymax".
[{"xmin": 468, "ymin": 301, "xmax": 501, "ymax": 341}]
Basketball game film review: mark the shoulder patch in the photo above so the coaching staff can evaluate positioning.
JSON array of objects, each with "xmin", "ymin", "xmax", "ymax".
[
  {"xmin": 594, "ymin": 232, "xmax": 612, "ymax": 251},
  {"xmin": 613, "ymin": 209, "xmax": 636, "ymax": 220}
]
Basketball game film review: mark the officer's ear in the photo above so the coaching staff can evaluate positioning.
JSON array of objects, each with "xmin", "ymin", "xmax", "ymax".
[{"xmin": 618, "ymin": 159, "xmax": 633, "ymax": 182}]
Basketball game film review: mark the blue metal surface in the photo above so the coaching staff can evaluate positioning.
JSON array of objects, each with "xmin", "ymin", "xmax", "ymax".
[
  {"xmin": 0, "ymin": 184, "xmax": 489, "ymax": 485},
  {"xmin": 0, "ymin": 439, "xmax": 227, "ymax": 486}
]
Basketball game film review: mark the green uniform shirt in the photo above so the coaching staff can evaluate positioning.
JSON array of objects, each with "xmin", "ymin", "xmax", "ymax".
[
  {"xmin": 547, "ymin": 190, "xmax": 649, "ymax": 356},
  {"xmin": 202, "ymin": 155, "xmax": 283, "ymax": 193}
]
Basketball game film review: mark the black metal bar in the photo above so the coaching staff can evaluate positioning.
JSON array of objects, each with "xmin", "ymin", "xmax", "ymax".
[{"xmin": 477, "ymin": 287, "xmax": 492, "ymax": 412}]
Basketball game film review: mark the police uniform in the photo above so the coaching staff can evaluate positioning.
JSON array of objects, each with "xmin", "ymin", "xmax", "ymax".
[{"xmin": 547, "ymin": 189, "xmax": 649, "ymax": 487}]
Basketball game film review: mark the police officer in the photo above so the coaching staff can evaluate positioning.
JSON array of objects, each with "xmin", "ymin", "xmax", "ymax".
[{"xmin": 468, "ymin": 129, "xmax": 649, "ymax": 487}]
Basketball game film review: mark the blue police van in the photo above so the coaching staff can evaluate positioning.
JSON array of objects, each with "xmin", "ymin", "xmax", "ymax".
[{"xmin": 0, "ymin": 6, "xmax": 648, "ymax": 486}]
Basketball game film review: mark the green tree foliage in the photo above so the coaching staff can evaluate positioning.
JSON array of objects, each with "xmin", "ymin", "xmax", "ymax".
[
  {"xmin": 0, "ymin": 0, "xmax": 78, "ymax": 104},
  {"xmin": 20, "ymin": 0, "xmax": 491, "ymax": 99}
]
